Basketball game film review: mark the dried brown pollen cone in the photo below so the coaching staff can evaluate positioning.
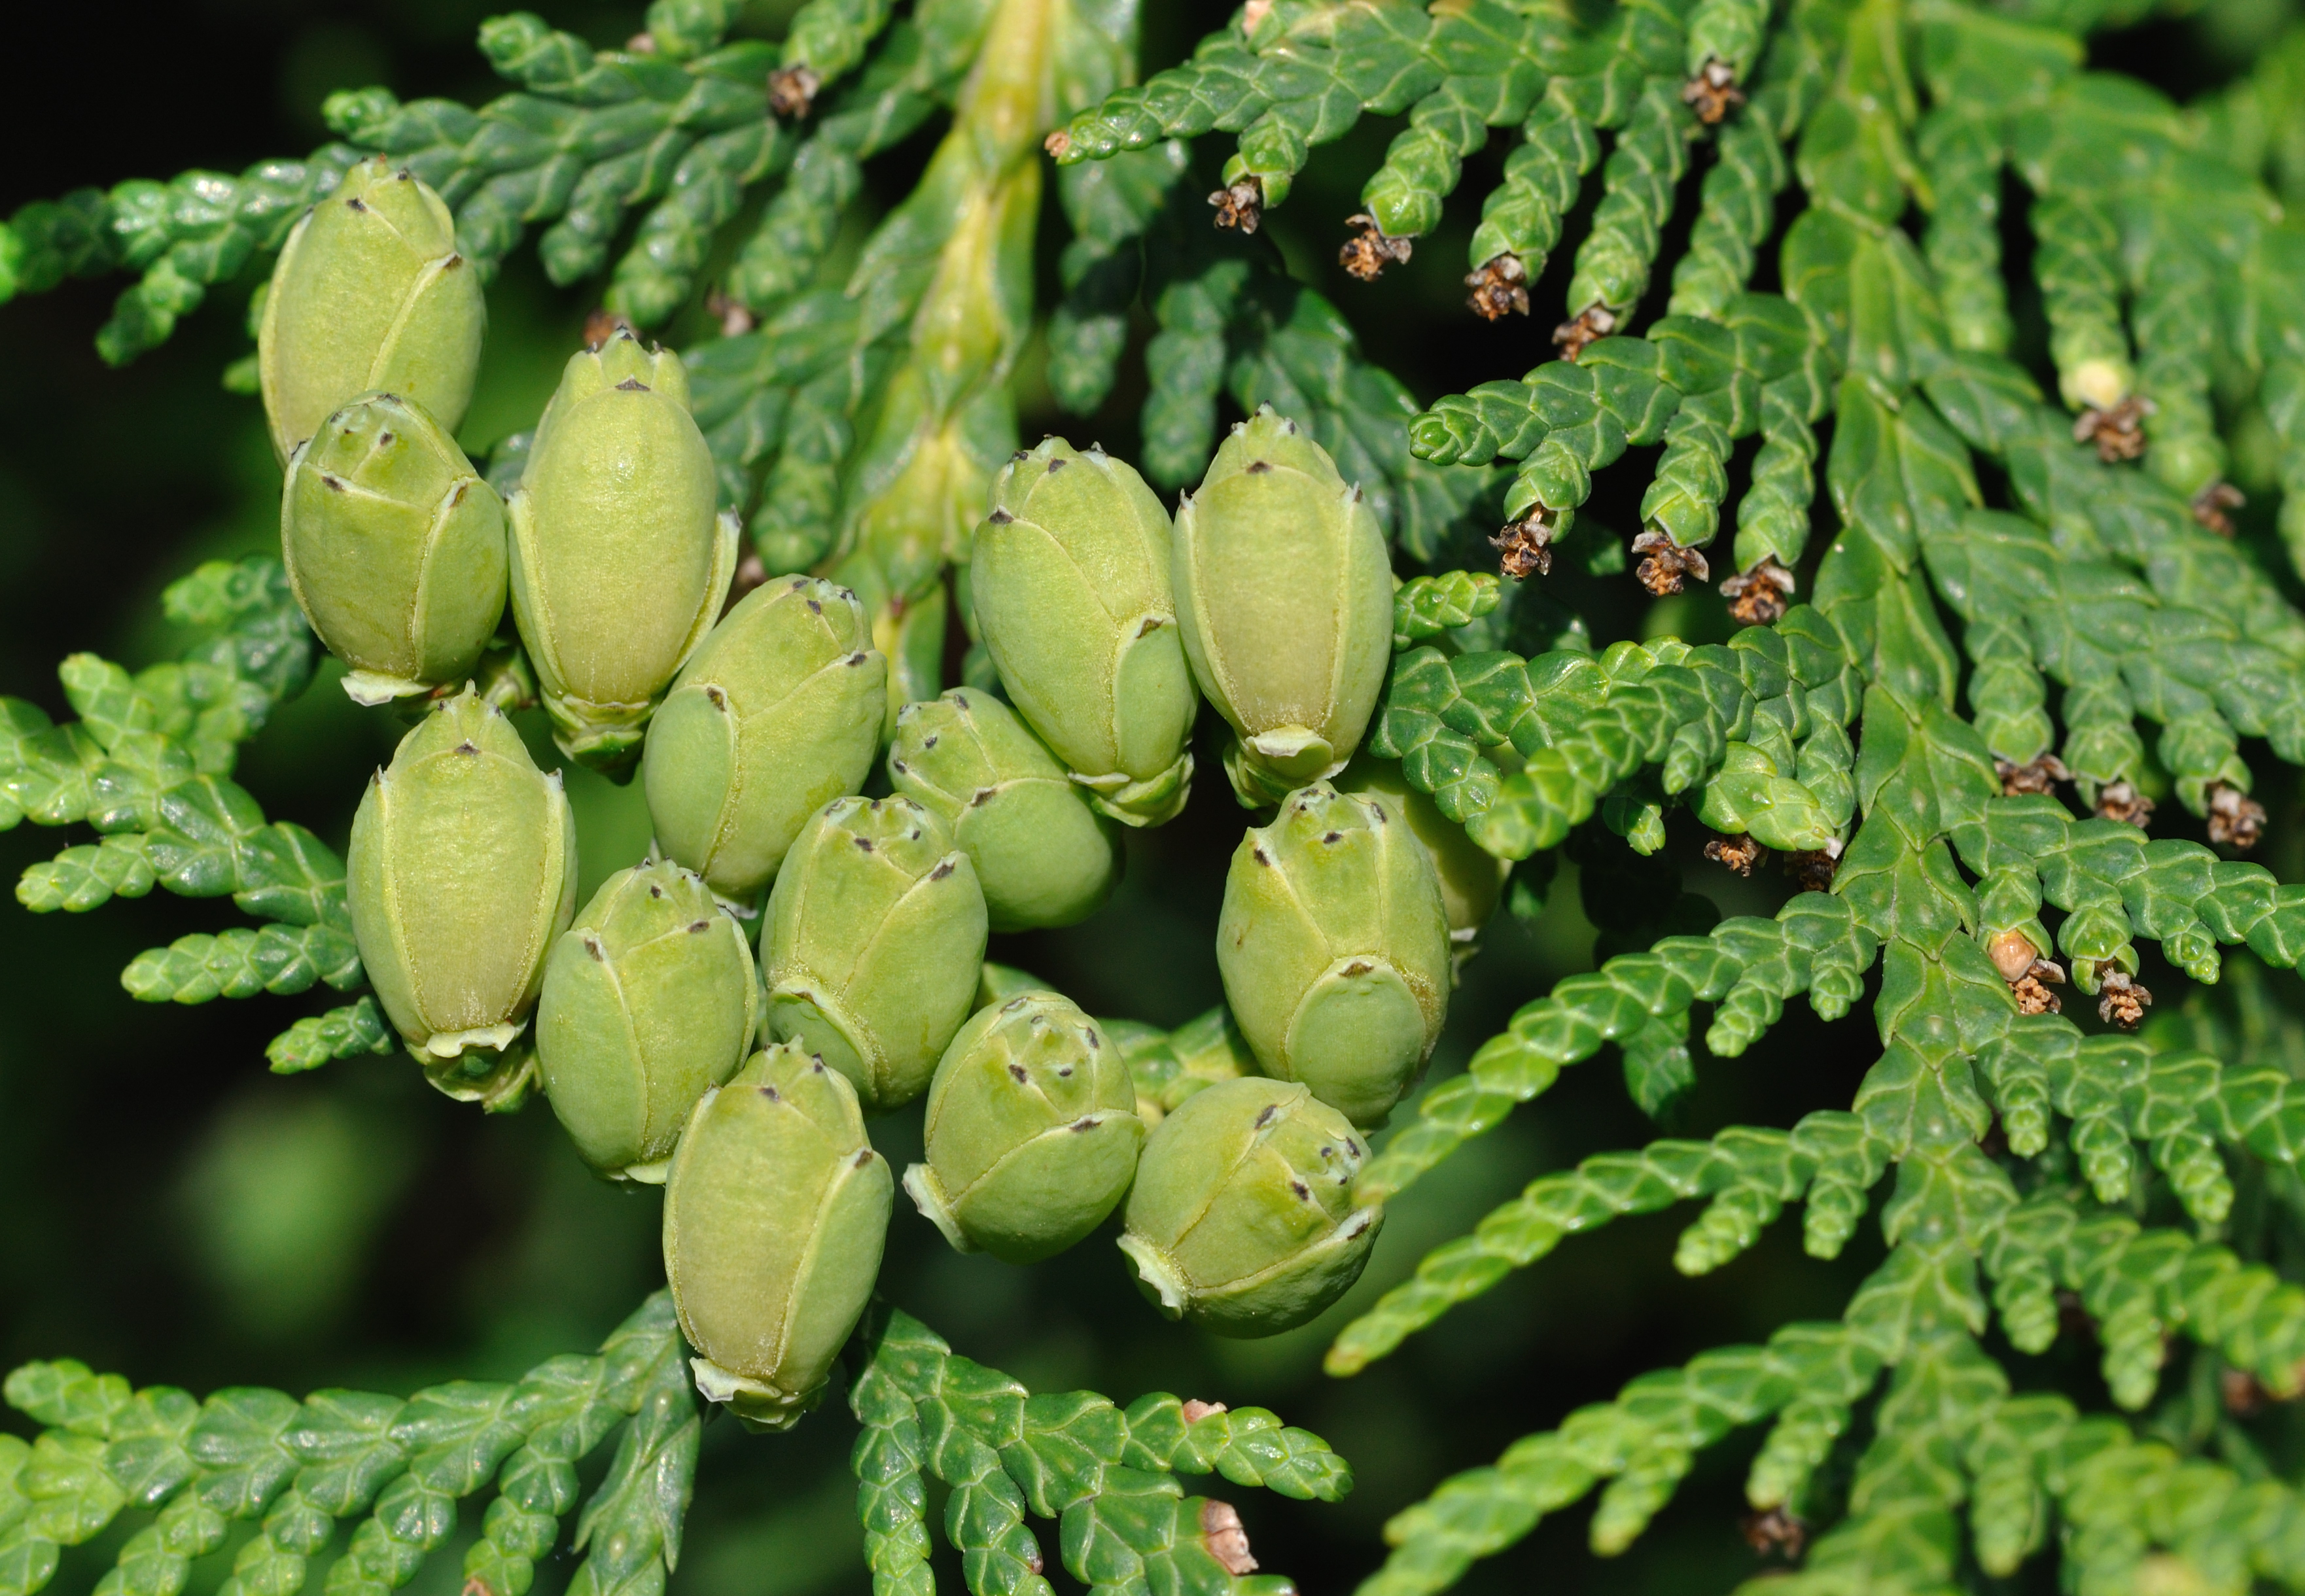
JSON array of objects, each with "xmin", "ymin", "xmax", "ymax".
[
  {"xmin": 2072, "ymin": 395, "xmax": 2153, "ymax": 463},
  {"xmin": 1465, "ymin": 254, "xmax": 1529, "ymax": 321},
  {"xmin": 2095, "ymin": 780, "xmax": 2154, "ymax": 828},
  {"xmin": 767, "ymin": 65, "xmax": 820, "ymax": 118},
  {"xmin": 1683, "ymin": 58, "xmax": 1746, "ymax": 124},
  {"xmin": 2094, "ymin": 963, "xmax": 2151, "ymax": 1029},
  {"xmin": 1633, "ymin": 529, "xmax": 1710, "ymax": 595},
  {"xmin": 2206, "ymin": 781, "xmax": 2266, "ymax": 850},
  {"xmin": 1553, "ymin": 302, "xmax": 1618, "ymax": 360},
  {"xmin": 1339, "ymin": 213, "xmax": 1414, "ymax": 281},
  {"xmin": 1720, "ymin": 559, "xmax": 1795, "ymax": 625},
  {"xmin": 1705, "ymin": 833, "xmax": 1767, "ymax": 875},
  {"xmin": 1491, "ymin": 514, "xmax": 1556, "ymax": 580},
  {"xmin": 1995, "ymin": 754, "xmax": 2070, "ymax": 797},
  {"xmin": 1209, "ymin": 177, "xmax": 1264, "ymax": 234},
  {"xmin": 1201, "ymin": 1501, "xmax": 1258, "ymax": 1575}
]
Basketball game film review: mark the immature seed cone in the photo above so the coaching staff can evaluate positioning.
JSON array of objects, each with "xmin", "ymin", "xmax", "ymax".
[
  {"xmin": 258, "ymin": 156, "xmax": 484, "ymax": 464},
  {"xmin": 642, "ymin": 576, "xmax": 887, "ymax": 904},
  {"xmin": 904, "ymin": 991, "xmax": 1144, "ymax": 1262},
  {"xmin": 1218, "ymin": 782, "xmax": 1451, "ymax": 1127},
  {"xmin": 1336, "ymin": 754, "xmax": 1509, "ymax": 943},
  {"xmin": 347, "ymin": 689, "xmax": 576, "ymax": 1094},
  {"xmin": 535, "ymin": 861, "xmax": 759, "ymax": 1181},
  {"xmin": 761, "ymin": 796, "xmax": 989, "ymax": 1112},
  {"xmin": 663, "ymin": 1041, "xmax": 892, "ymax": 1431},
  {"xmin": 282, "ymin": 392, "xmax": 507, "ymax": 706},
  {"xmin": 1173, "ymin": 406, "xmax": 1394, "ymax": 807},
  {"xmin": 509, "ymin": 330, "xmax": 737, "ymax": 773},
  {"xmin": 888, "ymin": 689, "xmax": 1119, "ymax": 931},
  {"xmin": 1119, "ymin": 1076, "xmax": 1380, "ymax": 1336},
  {"xmin": 972, "ymin": 438, "xmax": 1197, "ymax": 825}
]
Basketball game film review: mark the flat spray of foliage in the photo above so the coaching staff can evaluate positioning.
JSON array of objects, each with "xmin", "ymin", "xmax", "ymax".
[{"xmin": 5, "ymin": 0, "xmax": 2305, "ymax": 1589}]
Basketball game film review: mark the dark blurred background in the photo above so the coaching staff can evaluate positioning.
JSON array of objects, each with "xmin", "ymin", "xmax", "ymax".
[{"xmin": 0, "ymin": 1, "xmax": 2296, "ymax": 1593}]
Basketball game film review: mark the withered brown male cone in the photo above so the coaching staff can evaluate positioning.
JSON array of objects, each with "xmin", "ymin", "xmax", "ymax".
[
  {"xmin": 1780, "ymin": 848, "xmax": 1837, "ymax": 893},
  {"xmin": 2208, "ymin": 781, "xmax": 2267, "ymax": 850},
  {"xmin": 1706, "ymin": 833, "xmax": 1767, "ymax": 876},
  {"xmin": 2096, "ymin": 964, "xmax": 2152, "ymax": 1029},
  {"xmin": 1683, "ymin": 59, "xmax": 1746, "ymax": 125},
  {"xmin": 2073, "ymin": 396, "xmax": 2153, "ymax": 463},
  {"xmin": 1996, "ymin": 753, "xmax": 2071, "ymax": 797},
  {"xmin": 1209, "ymin": 177, "xmax": 1263, "ymax": 234},
  {"xmin": 1719, "ymin": 559, "xmax": 1795, "ymax": 626},
  {"xmin": 1554, "ymin": 303, "xmax": 1618, "ymax": 360},
  {"xmin": 1466, "ymin": 254, "xmax": 1530, "ymax": 320},
  {"xmin": 1200, "ymin": 1501, "xmax": 1258, "ymax": 1576},
  {"xmin": 2096, "ymin": 780, "xmax": 2155, "ymax": 828},
  {"xmin": 1339, "ymin": 214, "xmax": 1414, "ymax": 281},
  {"xmin": 2193, "ymin": 481, "xmax": 2245, "ymax": 536},
  {"xmin": 1491, "ymin": 516, "xmax": 1555, "ymax": 581},
  {"xmin": 1741, "ymin": 1506, "xmax": 1807, "ymax": 1560},
  {"xmin": 1633, "ymin": 529, "xmax": 1710, "ymax": 595},
  {"xmin": 767, "ymin": 64, "xmax": 820, "ymax": 117}
]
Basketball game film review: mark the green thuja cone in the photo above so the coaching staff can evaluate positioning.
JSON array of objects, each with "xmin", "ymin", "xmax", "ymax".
[
  {"xmin": 887, "ymin": 688, "xmax": 1119, "ymax": 931},
  {"xmin": 642, "ymin": 576, "xmax": 886, "ymax": 905},
  {"xmin": 663, "ymin": 1041, "xmax": 892, "ymax": 1431},
  {"xmin": 904, "ymin": 990, "xmax": 1144, "ymax": 1263},
  {"xmin": 1218, "ymin": 782, "xmax": 1450, "ymax": 1127},
  {"xmin": 535, "ymin": 861, "xmax": 759, "ymax": 1181},
  {"xmin": 761, "ymin": 796, "xmax": 989, "ymax": 1112},
  {"xmin": 1119, "ymin": 1076, "xmax": 1380, "ymax": 1337},
  {"xmin": 347, "ymin": 688, "xmax": 576, "ymax": 1106},
  {"xmin": 971, "ymin": 438, "xmax": 1197, "ymax": 824},
  {"xmin": 1337, "ymin": 754, "xmax": 1509, "ymax": 946},
  {"xmin": 1173, "ymin": 406, "xmax": 1394, "ymax": 807},
  {"xmin": 257, "ymin": 156, "xmax": 484, "ymax": 463},
  {"xmin": 281, "ymin": 392, "xmax": 508, "ymax": 706},
  {"xmin": 509, "ymin": 330, "xmax": 738, "ymax": 774}
]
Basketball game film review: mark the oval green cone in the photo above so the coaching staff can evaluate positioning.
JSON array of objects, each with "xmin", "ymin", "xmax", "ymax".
[
  {"xmin": 535, "ymin": 861, "xmax": 759, "ymax": 1181},
  {"xmin": 347, "ymin": 688, "xmax": 576, "ymax": 1104},
  {"xmin": 1118, "ymin": 1076, "xmax": 1380, "ymax": 1336},
  {"xmin": 663, "ymin": 1041, "xmax": 892, "ymax": 1431},
  {"xmin": 761, "ymin": 796, "xmax": 989, "ymax": 1113},
  {"xmin": 508, "ymin": 330, "xmax": 738, "ymax": 774},
  {"xmin": 904, "ymin": 990, "xmax": 1144, "ymax": 1263},
  {"xmin": 972, "ymin": 438, "xmax": 1197, "ymax": 825},
  {"xmin": 282, "ymin": 392, "xmax": 508, "ymax": 706},
  {"xmin": 1172, "ymin": 405, "xmax": 1394, "ymax": 807},
  {"xmin": 258, "ymin": 156, "xmax": 484, "ymax": 464},
  {"xmin": 888, "ymin": 688, "xmax": 1119, "ymax": 931},
  {"xmin": 1337, "ymin": 754, "xmax": 1509, "ymax": 945},
  {"xmin": 1218, "ymin": 782, "xmax": 1450, "ymax": 1127},
  {"xmin": 643, "ymin": 576, "xmax": 887, "ymax": 905}
]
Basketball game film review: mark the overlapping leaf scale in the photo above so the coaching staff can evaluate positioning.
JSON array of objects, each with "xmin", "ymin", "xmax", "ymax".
[
  {"xmin": 1356, "ymin": 890, "xmax": 1876, "ymax": 1207},
  {"xmin": 849, "ymin": 1308, "xmax": 1345, "ymax": 1596},
  {"xmin": 0, "ymin": 1296, "xmax": 686, "ymax": 1596},
  {"xmin": 1369, "ymin": 603, "xmax": 1859, "ymax": 858},
  {"xmin": 1328, "ymin": 1110, "xmax": 1888, "ymax": 1376}
]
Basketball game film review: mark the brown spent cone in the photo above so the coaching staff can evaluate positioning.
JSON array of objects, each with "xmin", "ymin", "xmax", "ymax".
[
  {"xmin": 1042, "ymin": 128, "xmax": 1072, "ymax": 158},
  {"xmin": 1996, "ymin": 753, "xmax": 2071, "ymax": 797},
  {"xmin": 2192, "ymin": 481, "xmax": 2245, "ymax": 537},
  {"xmin": 1633, "ymin": 529, "xmax": 1711, "ymax": 596},
  {"xmin": 1705, "ymin": 833, "xmax": 1768, "ymax": 876},
  {"xmin": 2223, "ymin": 1366, "xmax": 2272, "ymax": 1419},
  {"xmin": 2096, "ymin": 780, "xmax": 2154, "ymax": 828},
  {"xmin": 1683, "ymin": 59, "xmax": 1746, "ymax": 125},
  {"xmin": 2207, "ymin": 781, "xmax": 2267, "ymax": 850},
  {"xmin": 1492, "ymin": 515, "xmax": 1555, "ymax": 581},
  {"xmin": 1720, "ymin": 559, "xmax": 1795, "ymax": 626},
  {"xmin": 583, "ymin": 307, "xmax": 635, "ymax": 350},
  {"xmin": 2094, "ymin": 964, "xmax": 2151, "ymax": 1030},
  {"xmin": 768, "ymin": 64, "xmax": 821, "ymax": 118},
  {"xmin": 2073, "ymin": 396, "xmax": 2153, "ymax": 463},
  {"xmin": 1741, "ymin": 1506, "xmax": 1807, "ymax": 1561},
  {"xmin": 1201, "ymin": 1501, "xmax": 1258, "ymax": 1576},
  {"xmin": 1780, "ymin": 848, "xmax": 1837, "ymax": 893},
  {"xmin": 1554, "ymin": 302, "xmax": 1618, "ymax": 360},
  {"xmin": 1466, "ymin": 254, "xmax": 1530, "ymax": 321},
  {"xmin": 1209, "ymin": 177, "xmax": 1263, "ymax": 234},
  {"xmin": 1180, "ymin": 1399, "xmax": 1228, "ymax": 1423},
  {"xmin": 705, "ymin": 289, "xmax": 754, "ymax": 338},
  {"xmin": 1340, "ymin": 214, "xmax": 1414, "ymax": 281}
]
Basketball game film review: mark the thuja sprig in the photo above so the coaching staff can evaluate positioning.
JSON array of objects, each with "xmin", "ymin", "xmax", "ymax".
[
  {"xmin": 0, "ymin": 1292, "xmax": 694, "ymax": 1596},
  {"xmin": 849, "ymin": 1306, "xmax": 1347, "ymax": 1596}
]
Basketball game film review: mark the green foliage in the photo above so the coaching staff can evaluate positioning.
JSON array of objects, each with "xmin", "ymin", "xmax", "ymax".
[
  {"xmin": 10, "ymin": 0, "xmax": 2305, "ymax": 1590},
  {"xmin": 0, "ymin": 1294, "xmax": 692, "ymax": 1596}
]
